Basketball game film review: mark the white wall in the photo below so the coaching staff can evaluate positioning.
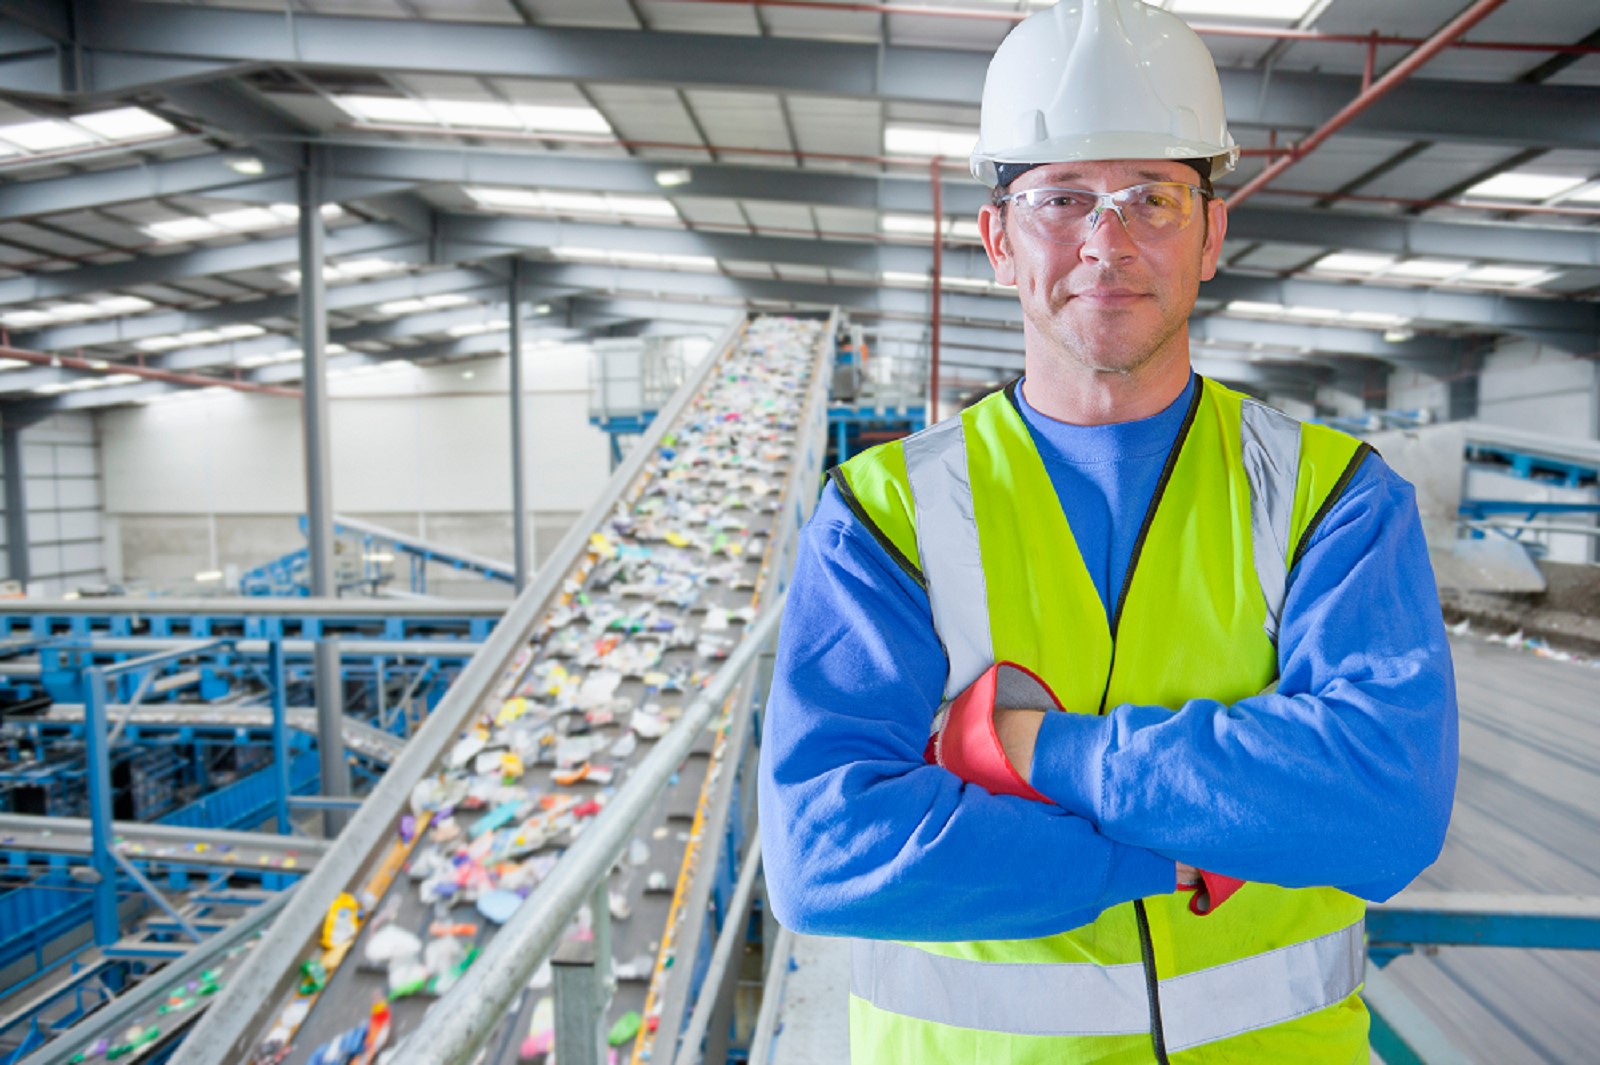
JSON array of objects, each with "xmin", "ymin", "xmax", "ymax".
[
  {"xmin": 99, "ymin": 345, "xmax": 614, "ymax": 596},
  {"xmin": 1477, "ymin": 339, "xmax": 1597, "ymax": 439}
]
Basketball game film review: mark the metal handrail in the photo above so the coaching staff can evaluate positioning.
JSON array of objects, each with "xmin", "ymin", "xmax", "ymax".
[
  {"xmin": 672, "ymin": 837, "xmax": 764, "ymax": 1065},
  {"xmin": 391, "ymin": 595, "xmax": 786, "ymax": 1064},
  {"xmin": 170, "ymin": 313, "xmax": 749, "ymax": 1065}
]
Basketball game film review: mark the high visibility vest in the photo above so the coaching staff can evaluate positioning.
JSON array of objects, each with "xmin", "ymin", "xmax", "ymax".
[{"xmin": 832, "ymin": 376, "xmax": 1374, "ymax": 1064}]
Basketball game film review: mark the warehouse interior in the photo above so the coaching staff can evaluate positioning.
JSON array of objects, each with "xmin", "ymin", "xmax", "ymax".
[{"xmin": 0, "ymin": 0, "xmax": 1596, "ymax": 1062}]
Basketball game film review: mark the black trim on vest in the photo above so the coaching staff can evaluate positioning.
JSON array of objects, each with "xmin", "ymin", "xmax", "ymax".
[
  {"xmin": 1289, "ymin": 442, "xmax": 1373, "ymax": 571},
  {"xmin": 828, "ymin": 466, "xmax": 928, "ymax": 592},
  {"xmin": 1095, "ymin": 376, "xmax": 1205, "ymax": 715}
]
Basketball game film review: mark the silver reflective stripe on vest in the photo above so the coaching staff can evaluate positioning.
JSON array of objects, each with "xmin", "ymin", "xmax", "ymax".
[
  {"xmin": 1163, "ymin": 919, "xmax": 1365, "ymax": 1052},
  {"xmin": 1239, "ymin": 398, "xmax": 1302, "ymax": 644},
  {"xmin": 903, "ymin": 417, "xmax": 993, "ymax": 697},
  {"xmin": 851, "ymin": 940, "xmax": 1151, "ymax": 1038},
  {"xmin": 852, "ymin": 919, "xmax": 1364, "ymax": 1049}
]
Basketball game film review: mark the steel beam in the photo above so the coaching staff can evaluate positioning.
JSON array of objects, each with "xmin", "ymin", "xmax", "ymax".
[
  {"xmin": 0, "ymin": 222, "xmax": 421, "ymax": 306},
  {"xmin": 0, "ymin": 154, "xmax": 293, "ymax": 220},
  {"xmin": 325, "ymin": 143, "xmax": 1600, "ymax": 270},
  {"xmin": 85, "ymin": 6, "xmax": 1600, "ymax": 150},
  {"xmin": 509, "ymin": 260, "xmax": 529, "ymax": 592},
  {"xmin": 299, "ymin": 157, "xmax": 335, "ymax": 600}
]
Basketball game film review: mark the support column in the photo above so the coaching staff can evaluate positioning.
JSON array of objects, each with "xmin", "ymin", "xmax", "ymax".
[
  {"xmin": 315, "ymin": 637, "xmax": 351, "ymax": 837},
  {"xmin": 298, "ymin": 152, "xmax": 334, "ymax": 598},
  {"xmin": 508, "ymin": 259, "xmax": 530, "ymax": 593},
  {"xmin": 2, "ymin": 424, "xmax": 27, "ymax": 588},
  {"xmin": 84, "ymin": 669, "xmax": 119, "ymax": 946}
]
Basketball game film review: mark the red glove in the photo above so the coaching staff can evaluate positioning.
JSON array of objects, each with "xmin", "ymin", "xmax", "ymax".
[
  {"xmin": 925, "ymin": 661, "xmax": 1247, "ymax": 916},
  {"xmin": 1178, "ymin": 870, "xmax": 1246, "ymax": 915},
  {"xmin": 922, "ymin": 661, "xmax": 1060, "ymax": 803}
]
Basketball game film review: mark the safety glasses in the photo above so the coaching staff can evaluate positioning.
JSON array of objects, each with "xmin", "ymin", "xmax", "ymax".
[{"xmin": 996, "ymin": 181, "xmax": 1210, "ymax": 245}]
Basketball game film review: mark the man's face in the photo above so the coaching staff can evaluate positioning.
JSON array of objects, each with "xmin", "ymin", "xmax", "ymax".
[{"xmin": 977, "ymin": 159, "xmax": 1228, "ymax": 380}]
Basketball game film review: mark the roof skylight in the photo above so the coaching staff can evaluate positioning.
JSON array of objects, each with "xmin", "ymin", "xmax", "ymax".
[
  {"xmin": 0, "ymin": 296, "xmax": 155, "ymax": 329},
  {"xmin": 1462, "ymin": 172, "xmax": 1588, "ymax": 202},
  {"xmin": 333, "ymin": 96, "xmax": 612, "ymax": 136},
  {"xmin": 466, "ymin": 187, "xmax": 679, "ymax": 221},
  {"xmin": 0, "ymin": 108, "xmax": 176, "ymax": 156},
  {"xmin": 145, "ymin": 203, "xmax": 342, "ymax": 243},
  {"xmin": 884, "ymin": 126, "xmax": 978, "ymax": 159}
]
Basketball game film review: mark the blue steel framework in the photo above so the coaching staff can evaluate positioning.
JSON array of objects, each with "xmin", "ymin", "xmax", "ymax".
[
  {"xmin": 240, "ymin": 515, "xmax": 516, "ymax": 597},
  {"xmin": 0, "ymin": 603, "xmax": 494, "ymax": 1060}
]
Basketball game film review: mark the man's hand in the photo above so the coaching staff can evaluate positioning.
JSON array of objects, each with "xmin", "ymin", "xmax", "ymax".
[
  {"xmin": 1175, "ymin": 862, "xmax": 1200, "ymax": 887},
  {"xmin": 992, "ymin": 709, "xmax": 1045, "ymax": 783}
]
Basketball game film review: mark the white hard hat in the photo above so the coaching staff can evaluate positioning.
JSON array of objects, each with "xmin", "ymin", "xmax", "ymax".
[{"xmin": 970, "ymin": 0, "xmax": 1240, "ymax": 188}]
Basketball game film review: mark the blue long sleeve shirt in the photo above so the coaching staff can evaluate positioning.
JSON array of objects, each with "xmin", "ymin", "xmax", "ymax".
[{"xmin": 758, "ymin": 375, "xmax": 1458, "ymax": 943}]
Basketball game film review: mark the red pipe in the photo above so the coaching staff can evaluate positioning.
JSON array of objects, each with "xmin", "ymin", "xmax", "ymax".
[
  {"xmin": 644, "ymin": 0, "xmax": 1600, "ymax": 56},
  {"xmin": 0, "ymin": 343, "xmax": 302, "ymax": 399},
  {"xmin": 929, "ymin": 155, "xmax": 943, "ymax": 424},
  {"xmin": 1228, "ymin": 0, "xmax": 1510, "ymax": 209}
]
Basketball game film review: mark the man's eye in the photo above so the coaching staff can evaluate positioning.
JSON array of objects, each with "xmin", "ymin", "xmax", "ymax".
[{"xmin": 1036, "ymin": 193, "xmax": 1091, "ymax": 209}]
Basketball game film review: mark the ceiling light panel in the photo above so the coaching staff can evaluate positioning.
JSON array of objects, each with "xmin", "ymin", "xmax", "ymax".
[
  {"xmin": 71, "ymin": 107, "xmax": 176, "ymax": 140},
  {"xmin": 333, "ymin": 95, "xmax": 612, "ymax": 137},
  {"xmin": 1311, "ymin": 252, "xmax": 1396, "ymax": 275},
  {"xmin": 884, "ymin": 126, "xmax": 978, "ymax": 158},
  {"xmin": 0, "ymin": 120, "xmax": 94, "ymax": 152},
  {"xmin": 1462, "ymin": 172, "xmax": 1588, "ymax": 201}
]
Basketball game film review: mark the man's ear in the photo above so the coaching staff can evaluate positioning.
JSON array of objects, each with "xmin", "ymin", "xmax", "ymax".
[
  {"xmin": 1199, "ymin": 197, "xmax": 1228, "ymax": 282},
  {"xmin": 979, "ymin": 204, "xmax": 1016, "ymax": 287}
]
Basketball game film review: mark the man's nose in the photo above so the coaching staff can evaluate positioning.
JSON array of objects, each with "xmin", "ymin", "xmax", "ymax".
[{"xmin": 1079, "ymin": 207, "xmax": 1138, "ymax": 264}]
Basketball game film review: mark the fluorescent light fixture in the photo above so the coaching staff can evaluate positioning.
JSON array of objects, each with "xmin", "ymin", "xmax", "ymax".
[
  {"xmin": 467, "ymin": 186, "xmax": 678, "ymax": 220},
  {"xmin": 146, "ymin": 217, "xmax": 224, "ymax": 242},
  {"xmin": 0, "ymin": 309, "xmax": 52, "ymax": 327},
  {"xmin": 1282, "ymin": 306, "xmax": 1343, "ymax": 322},
  {"xmin": 1311, "ymin": 252, "xmax": 1396, "ymax": 275},
  {"xmin": 377, "ymin": 293, "xmax": 473, "ymax": 316},
  {"xmin": 0, "ymin": 358, "xmax": 28, "ymax": 371},
  {"xmin": 333, "ymin": 95, "xmax": 611, "ymax": 136},
  {"xmin": 535, "ymin": 303, "xmax": 552, "ymax": 315},
  {"xmin": 1384, "ymin": 328, "xmax": 1415, "ymax": 343},
  {"xmin": 881, "ymin": 271, "xmax": 930, "ymax": 286},
  {"xmin": 1345, "ymin": 311, "xmax": 1410, "ymax": 328},
  {"xmin": 0, "ymin": 119, "xmax": 94, "ymax": 152},
  {"xmin": 1226, "ymin": 301, "xmax": 1285, "ymax": 316},
  {"xmin": 1462, "ymin": 172, "xmax": 1587, "ymax": 202},
  {"xmin": 882, "ymin": 215, "xmax": 936, "ymax": 236},
  {"xmin": 655, "ymin": 168, "xmax": 692, "ymax": 188},
  {"xmin": 334, "ymin": 95, "xmax": 433, "ymax": 124},
  {"xmin": 194, "ymin": 570, "xmax": 223, "ymax": 582},
  {"xmin": 336, "ymin": 258, "xmax": 407, "ymax": 278},
  {"xmin": 71, "ymin": 107, "xmax": 175, "ymax": 140},
  {"xmin": 1458, "ymin": 264, "xmax": 1551, "ymax": 286},
  {"xmin": 103, "ymin": 373, "xmax": 140, "ymax": 386},
  {"xmin": 96, "ymin": 296, "xmax": 154, "ymax": 314},
  {"xmin": 447, "ymin": 320, "xmax": 509, "ymax": 337},
  {"xmin": 940, "ymin": 276, "xmax": 996, "ymax": 291},
  {"xmin": 1387, "ymin": 259, "xmax": 1468, "ymax": 280},
  {"xmin": 216, "ymin": 324, "xmax": 266, "ymax": 340},
  {"xmin": 550, "ymin": 246, "xmax": 715, "ymax": 271},
  {"xmin": 515, "ymin": 105, "xmax": 612, "ymax": 134},
  {"xmin": 885, "ymin": 125, "xmax": 978, "ymax": 158},
  {"xmin": 429, "ymin": 99, "xmax": 521, "ymax": 129},
  {"xmin": 86, "ymin": 359, "xmax": 111, "ymax": 370},
  {"xmin": 283, "ymin": 258, "xmax": 412, "ymax": 285},
  {"xmin": 210, "ymin": 206, "xmax": 288, "ymax": 232},
  {"xmin": 225, "ymin": 154, "xmax": 265, "ymax": 176},
  {"xmin": 1169, "ymin": 0, "xmax": 1319, "ymax": 19},
  {"xmin": 467, "ymin": 187, "xmax": 542, "ymax": 210}
]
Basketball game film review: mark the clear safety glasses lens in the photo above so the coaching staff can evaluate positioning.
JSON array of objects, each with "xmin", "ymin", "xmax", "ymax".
[{"xmin": 1002, "ymin": 182, "xmax": 1205, "ymax": 245}]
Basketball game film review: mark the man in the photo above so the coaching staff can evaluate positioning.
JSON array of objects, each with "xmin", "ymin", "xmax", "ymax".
[{"xmin": 757, "ymin": 1, "xmax": 1457, "ymax": 1062}]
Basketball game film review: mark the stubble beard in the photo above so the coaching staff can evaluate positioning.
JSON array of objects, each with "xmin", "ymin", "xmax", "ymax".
[{"xmin": 1024, "ymin": 271, "xmax": 1194, "ymax": 381}]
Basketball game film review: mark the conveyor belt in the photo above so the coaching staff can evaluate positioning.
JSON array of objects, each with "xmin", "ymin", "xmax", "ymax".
[
  {"xmin": 36, "ymin": 704, "xmax": 406, "ymax": 767},
  {"xmin": 163, "ymin": 313, "xmax": 835, "ymax": 1065}
]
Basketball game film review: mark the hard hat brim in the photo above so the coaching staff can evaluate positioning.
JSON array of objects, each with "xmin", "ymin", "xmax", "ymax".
[{"xmin": 972, "ymin": 131, "xmax": 1240, "ymax": 187}]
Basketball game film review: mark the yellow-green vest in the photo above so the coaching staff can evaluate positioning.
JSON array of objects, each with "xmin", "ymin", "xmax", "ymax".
[{"xmin": 833, "ymin": 376, "xmax": 1374, "ymax": 1064}]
